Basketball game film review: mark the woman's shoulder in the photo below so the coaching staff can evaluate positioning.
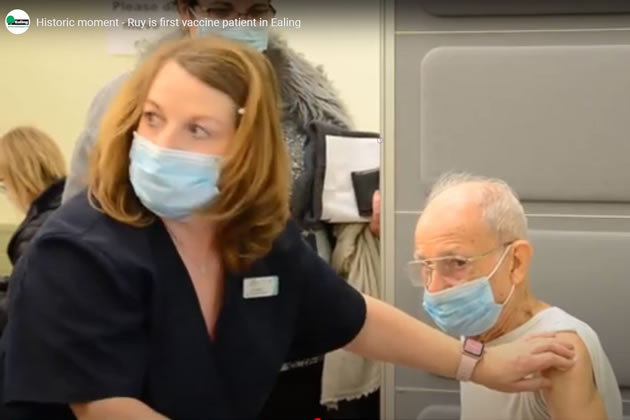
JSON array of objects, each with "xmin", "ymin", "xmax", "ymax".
[
  {"xmin": 269, "ymin": 218, "xmax": 303, "ymax": 253},
  {"xmin": 34, "ymin": 191, "xmax": 152, "ymax": 263},
  {"xmin": 9, "ymin": 192, "xmax": 155, "ymax": 301},
  {"xmin": 267, "ymin": 218, "xmax": 322, "ymax": 271}
]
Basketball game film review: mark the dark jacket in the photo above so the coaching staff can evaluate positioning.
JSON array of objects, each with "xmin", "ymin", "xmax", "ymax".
[{"xmin": 0, "ymin": 178, "xmax": 65, "ymax": 331}]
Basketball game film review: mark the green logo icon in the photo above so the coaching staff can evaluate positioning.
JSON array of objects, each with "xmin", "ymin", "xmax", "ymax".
[{"xmin": 5, "ymin": 9, "xmax": 29, "ymax": 34}]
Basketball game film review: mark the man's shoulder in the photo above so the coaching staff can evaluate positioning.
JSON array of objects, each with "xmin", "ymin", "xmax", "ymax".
[
  {"xmin": 532, "ymin": 308, "xmax": 621, "ymax": 408},
  {"xmin": 524, "ymin": 307, "xmax": 601, "ymax": 344}
]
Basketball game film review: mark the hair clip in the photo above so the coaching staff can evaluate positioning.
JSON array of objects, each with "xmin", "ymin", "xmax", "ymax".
[{"xmin": 237, "ymin": 107, "xmax": 245, "ymax": 115}]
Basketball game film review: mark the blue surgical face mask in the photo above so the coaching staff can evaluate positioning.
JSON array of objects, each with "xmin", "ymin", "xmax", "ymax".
[
  {"xmin": 422, "ymin": 245, "xmax": 515, "ymax": 337},
  {"xmin": 129, "ymin": 132, "xmax": 222, "ymax": 220},
  {"xmin": 191, "ymin": 10, "xmax": 269, "ymax": 52}
]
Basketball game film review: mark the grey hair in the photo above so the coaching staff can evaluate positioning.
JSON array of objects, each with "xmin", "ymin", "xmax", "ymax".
[{"xmin": 426, "ymin": 172, "xmax": 528, "ymax": 241}]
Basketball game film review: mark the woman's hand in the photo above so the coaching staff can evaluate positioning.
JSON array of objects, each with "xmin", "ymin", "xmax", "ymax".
[
  {"xmin": 369, "ymin": 190, "xmax": 380, "ymax": 236},
  {"xmin": 472, "ymin": 331, "xmax": 576, "ymax": 392}
]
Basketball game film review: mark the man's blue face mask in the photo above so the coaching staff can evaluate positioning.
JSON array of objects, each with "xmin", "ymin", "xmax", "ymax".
[
  {"xmin": 422, "ymin": 244, "xmax": 515, "ymax": 337},
  {"xmin": 190, "ymin": 10, "xmax": 270, "ymax": 52},
  {"xmin": 129, "ymin": 132, "xmax": 222, "ymax": 220}
]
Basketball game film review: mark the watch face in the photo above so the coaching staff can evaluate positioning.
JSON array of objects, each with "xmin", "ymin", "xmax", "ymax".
[{"xmin": 464, "ymin": 338, "xmax": 484, "ymax": 357}]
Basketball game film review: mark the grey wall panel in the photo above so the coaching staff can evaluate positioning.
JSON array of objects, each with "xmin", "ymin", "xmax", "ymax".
[
  {"xmin": 395, "ymin": 1, "xmax": 630, "ymax": 32},
  {"xmin": 417, "ymin": 0, "xmax": 630, "ymax": 17},
  {"xmin": 419, "ymin": 45, "xmax": 630, "ymax": 203},
  {"xmin": 394, "ymin": 31, "xmax": 630, "ymax": 212},
  {"xmin": 522, "ymin": 202, "xmax": 630, "ymax": 219}
]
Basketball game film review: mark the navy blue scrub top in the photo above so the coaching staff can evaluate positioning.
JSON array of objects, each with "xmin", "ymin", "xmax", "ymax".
[{"xmin": 0, "ymin": 193, "xmax": 367, "ymax": 419}]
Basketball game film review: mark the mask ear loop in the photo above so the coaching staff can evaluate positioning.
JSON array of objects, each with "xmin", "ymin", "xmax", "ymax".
[
  {"xmin": 489, "ymin": 244, "xmax": 516, "ymax": 306},
  {"xmin": 487, "ymin": 243, "xmax": 513, "ymax": 279}
]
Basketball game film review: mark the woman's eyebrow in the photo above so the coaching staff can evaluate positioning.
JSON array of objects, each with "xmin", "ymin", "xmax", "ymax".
[
  {"xmin": 190, "ymin": 114, "xmax": 225, "ymax": 126},
  {"xmin": 144, "ymin": 99, "xmax": 163, "ymax": 111}
]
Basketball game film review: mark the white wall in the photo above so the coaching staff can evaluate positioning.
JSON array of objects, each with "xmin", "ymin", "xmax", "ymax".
[
  {"xmin": 0, "ymin": 0, "xmax": 382, "ymax": 225},
  {"xmin": 271, "ymin": 0, "xmax": 381, "ymax": 131}
]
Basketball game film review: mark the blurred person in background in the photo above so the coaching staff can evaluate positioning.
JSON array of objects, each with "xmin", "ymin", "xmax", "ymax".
[
  {"xmin": 62, "ymin": 1, "xmax": 379, "ymax": 418},
  {"xmin": 0, "ymin": 126, "xmax": 66, "ymax": 333}
]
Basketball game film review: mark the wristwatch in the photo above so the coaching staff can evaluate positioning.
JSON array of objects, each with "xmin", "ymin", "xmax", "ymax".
[{"xmin": 456, "ymin": 337, "xmax": 485, "ymax": 381}]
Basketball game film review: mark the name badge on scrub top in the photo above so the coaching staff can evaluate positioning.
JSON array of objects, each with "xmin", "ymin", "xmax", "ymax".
[{"xmin": 243, "ymin": 276, "xmax": 279, "ymax": 299}]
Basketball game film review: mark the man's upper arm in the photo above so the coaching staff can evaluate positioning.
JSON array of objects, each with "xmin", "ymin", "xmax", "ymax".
[
  {"xmin": 62, "ymin": 74, "xmax": 129, "ymax": 203},
  {"xmin": 543, "ymin": 332, "xmax": 607, "ymax": 420}
]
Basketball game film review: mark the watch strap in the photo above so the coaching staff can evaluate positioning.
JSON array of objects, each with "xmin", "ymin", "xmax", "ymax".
[
  {"xmin": 456, "ymin": 338, "xmax": 484, "ymax": 381},
  {"xmin": 456, "ymin": 352, "xmax": 479, "ymax": 381}
]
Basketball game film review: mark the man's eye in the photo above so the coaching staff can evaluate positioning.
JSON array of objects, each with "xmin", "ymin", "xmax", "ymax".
[
  {"xmin": 443, "ymin": 258, "xmax": 468, "ymax": 271},
  {"xmin": 249, "ymin": 7, "xmax": 271, "ymax": 17},
  {"xmin": 206, "ymin": 7, "xmax": 233, "ymax": 18},
  {"xmin": 454, "ymin": 258, "xmax": 468, "ymax": 267}
]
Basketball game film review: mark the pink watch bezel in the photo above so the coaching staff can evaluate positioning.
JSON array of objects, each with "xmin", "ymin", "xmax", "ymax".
[{"xmin": 463, "ymin": 337, "xmax": 484, "ymax": 357}]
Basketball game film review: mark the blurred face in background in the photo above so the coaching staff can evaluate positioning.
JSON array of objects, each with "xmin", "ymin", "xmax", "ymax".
[
  {"xmin": 175, "ymin": 0, "xmax": 276, "ymax": 50},
  {"xmin": 0, "ymin": 126, "xmax": 66, "ymax": 214},
  {"xmin": 0, "ymin": 176, "xmax": 22, "ymax": 213}
]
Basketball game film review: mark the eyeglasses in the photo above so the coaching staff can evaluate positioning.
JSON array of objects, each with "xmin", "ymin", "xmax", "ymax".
[
  {"xmin": 407, "ymin": 242, "xmax": 514, "ymax": 288},
  {"xmin": 193, "ymin": 3, "xmax": 277, "ymax": 20}
]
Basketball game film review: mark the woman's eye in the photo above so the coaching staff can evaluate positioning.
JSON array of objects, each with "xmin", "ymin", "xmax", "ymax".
[
  {"xmin": 142, "ymin": 111, "xmax": 160, "ymax": 125},
  {"xmin": 190, "ymin": 125, "xmax": 210, "ymax": 138}
]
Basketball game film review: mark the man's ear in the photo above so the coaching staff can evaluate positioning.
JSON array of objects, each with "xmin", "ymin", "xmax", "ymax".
[{"xmin": 510, "ymin": 240, "xmax": 533, "ymax": 286}]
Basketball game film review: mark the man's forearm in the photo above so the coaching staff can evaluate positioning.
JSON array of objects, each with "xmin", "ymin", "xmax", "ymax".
[
  {"xmin": 70, "ymin": 397, "xmax": 169, "ymax": 420},
  {"xmin": 345, "ymin": 295, "xmax": 461, "ymax": 379}
]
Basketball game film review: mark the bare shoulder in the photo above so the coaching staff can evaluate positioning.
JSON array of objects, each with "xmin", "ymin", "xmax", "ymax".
[
  {"xmin": 544, "ymin": 331, "xmax": 593, "ymax": 381},
  {"xmin": 541, "ymin": 330, "xmax": 608, "ymax": 420}
]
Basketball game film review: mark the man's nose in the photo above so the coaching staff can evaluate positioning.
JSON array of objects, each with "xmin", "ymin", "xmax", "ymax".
[{"xmin": 427, "ymin": 273, "xmax": 450, "ymax": 293}]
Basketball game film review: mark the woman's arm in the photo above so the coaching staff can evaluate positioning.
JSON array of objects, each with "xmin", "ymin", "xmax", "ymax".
[
  {"xmin": 345, "ymin": 295, "xmax": 576, "ymax": 392},
  {"xmin": 71, "ymin": 398, "xmax": 169, "ymax": 420}
]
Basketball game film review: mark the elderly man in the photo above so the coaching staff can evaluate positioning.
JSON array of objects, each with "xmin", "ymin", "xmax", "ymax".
[{"xmin": 410, "ymin": 172, "xmax": 622, "ymax": 420}]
